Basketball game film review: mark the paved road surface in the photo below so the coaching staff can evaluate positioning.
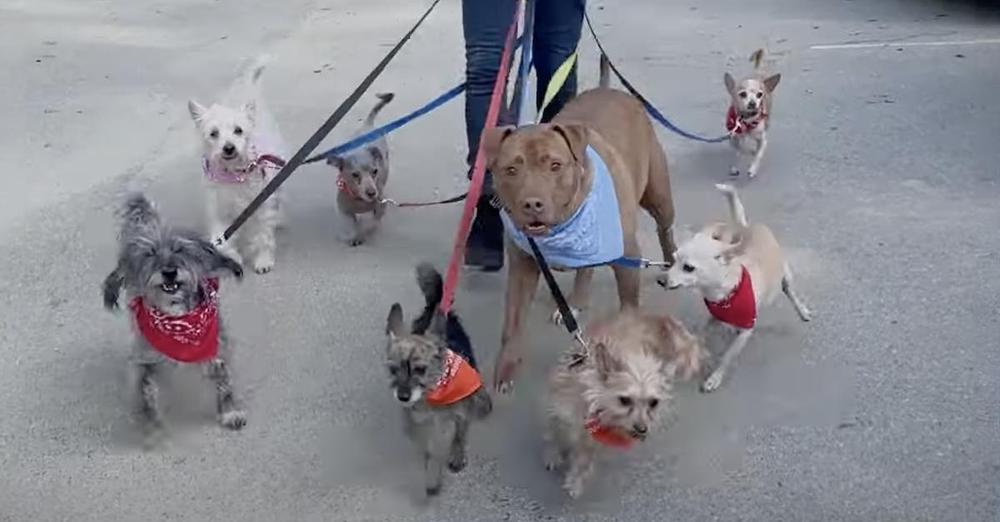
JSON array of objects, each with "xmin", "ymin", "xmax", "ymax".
[{"xmin": 1, "ymin": 0, "xmax": 998, "ymax": 520}]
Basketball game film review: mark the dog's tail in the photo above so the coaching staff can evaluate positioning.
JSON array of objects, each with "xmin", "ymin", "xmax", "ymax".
[
  {"xmin": 365, "ymin": 92, "xmax": 395, "ymax": 126},
  {"xmin": 599, "ymin": 54, "xmax": 611, "ymax": 89},
  {"xmin": 750, "ymin": 48, "xmax": 765, "ymax": 70},
  {"xmin": 119, "ymin": 192, "xmax": 161, "ymax": 240},
  {"xmin": 241, "ymin": 54, "xmax": 271, "ymax": 87},
  {"xmin": 413, "ymin": 262, "xmax": 479, "ymax": 369},
  {"xmin": 715, "ymin": 183, "xmax": 749, "ymax": 227}
]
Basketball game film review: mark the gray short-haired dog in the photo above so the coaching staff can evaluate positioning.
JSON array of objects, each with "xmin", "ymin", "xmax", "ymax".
[
  {"xmin": 384, "ymin": 263, "xmax": 493, "ymax": 496},
  {"xmin": 102, "ymin": 193, "xmax": 246, "ymax": 446}
]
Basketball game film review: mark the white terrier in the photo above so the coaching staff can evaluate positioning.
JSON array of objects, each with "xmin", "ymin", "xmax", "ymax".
[
  {"xmin": 657, "ymin": 184, "xmax": 811, "ymax": 392},
  {"xmin": 188, "ymin": 56, "xmax": 288, "ymax": 274}
]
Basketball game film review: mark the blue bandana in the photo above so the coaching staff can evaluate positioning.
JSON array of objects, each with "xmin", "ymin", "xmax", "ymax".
[{"xmin": 501, "ymin": 146, "xmax": 624, "ymax": 269}]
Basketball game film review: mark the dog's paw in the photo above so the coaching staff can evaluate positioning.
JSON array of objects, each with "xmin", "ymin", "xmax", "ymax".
[
  {"xmin": 347, "ymin": 237, "xmax": 365, "ymax": 247},
  {"xmin": 447, "ymin": 452, "xmax": 467, "ymax": 473},
  {"xmin": 219, "ymin": 409, "xmax": 247, "ymax": 430},
  {"xmin": 563, "ymin": 477, "xmax": 585, "ymax": 499},
  {"xmin": 252, "ymin": 255, "xmax": 274, "ymax": 274},
  {"xmin": 550, "ymin": 307, "xmax": 581, "ymax": 326},
  {"xmin": 729, "ymin": 166, "xmax": 740, "ymax": 177},
  {"xmin": 799, "ymin": 307, "xmax": 813, "ymax": 322},
  {"xmin": 701, "ymin": 371, "xmax": 725, "ymax": 393},
  {"xmin": 543, "ymin": 448, "xmax": 564, "ymax": 472},
  {"xmin": 747, "ymin": 169, "xmax": 758, "ymax": 179}
]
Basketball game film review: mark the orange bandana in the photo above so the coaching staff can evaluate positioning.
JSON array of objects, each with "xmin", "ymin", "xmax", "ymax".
[
  {"xmin": 425, "ymin": 349, "xmax": 483, "ymax": 406},
  {"xmin": 584, "ymin": 414, "xmax": 635, "ymax": 449}
]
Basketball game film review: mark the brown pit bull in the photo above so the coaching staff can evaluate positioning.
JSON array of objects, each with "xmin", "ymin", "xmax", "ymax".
[{"xmin": 482, "ymin": 75, "xmax": 676, "ymax": 393}]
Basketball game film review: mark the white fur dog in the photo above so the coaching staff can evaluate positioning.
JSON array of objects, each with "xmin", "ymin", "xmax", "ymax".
[
  {"xmin": 188, "ymin": 56, "xmax": 288, "ymax": 274},
  {"xmin": 724, "ymin": 49, "xmax": 781, "ymax": 179},
  {"xmin": 657, "ymin": 184, "xmax": 811, "ymax": 392}
]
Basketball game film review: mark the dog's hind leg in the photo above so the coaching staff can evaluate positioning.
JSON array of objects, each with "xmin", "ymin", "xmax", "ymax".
[
  {"xmin": 447, "ymin": 417, "xmax": 469, "ymax": 473},
  {"xmin": 641, "ymin": 142, "xmax": 677, "ymax": 265},
  {"xmin": 782, "ymin": 263, "xmax": 813, "ymax": 322},
  {"xmin": 701, "ymin": 327, "xmax": 753, "ymax": 393}
]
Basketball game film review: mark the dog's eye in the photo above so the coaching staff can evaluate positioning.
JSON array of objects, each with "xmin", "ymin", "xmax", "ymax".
[
  {"xmin": 371, "ymin": 168, "xmax": 379, "ymax": 176},
  {"xmin": 649, "ymin": 398, "xmax": 660, "ymax": 410},
  {"xmin": 352, "ymin": 172, "xmax": 361, "ymax": 179},
  {"xmin": 505, "ymin": 166, "xmax": 517, "ymax": 177},
  {"xmin": 209, "ymin": 129, "xmax": 219, "ymax": 139},
  {"xmin": 233, "ymin": 126, "xmax": 243, "ymax": 136},
  {"xmin": 550, "ymin": 161, "xmax": 562, "ymax": 172},
  {"xmin": 387, "ymin": 366, "xmax": 398, "ymax": 375},
  {"xmin": 618, "ymin": 396, "xmax": 633, "ymax": 407},
  {"xmin": 413, "ymin": 366, "xmax": 426, "ymax": 376},
  {"xmin": 682, "ymin": 263, "xmax": 695, "ymax": 273},
  {"xmin": 755, "ymin": 92, "xmax": 763, "ymax": 99},
  {"xmin": 738, "ymin": 92, "xmax": 747, "ymax": 99}
]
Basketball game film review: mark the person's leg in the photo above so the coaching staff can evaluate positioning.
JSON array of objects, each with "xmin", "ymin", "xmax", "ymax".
[
  {"xmin": 463, "ymin": 0, "xmax": 515, "ymax": 271},
  {"xmin": 533, "ymin": 0, "xmax": 585, "ymax": 123}
]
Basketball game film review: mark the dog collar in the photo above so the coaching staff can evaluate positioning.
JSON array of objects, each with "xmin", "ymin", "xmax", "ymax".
[
  {"xmin": 501, "ymin": 146, "xmax": 624, "ymax": 269},
  {"xmin": 704, "ymin": 266, "xmax": 757, "ymax": 329},
  {"xmin": 425, "ymin": 349, "xmax": 483, "ymax": 406},
  {"xmin": 585, "ymin": 413, "xmax": 635, "ymax": 449},
  {"xmin": 725, "ymin": 106, "xmax": 767, "ymax": 136},
  {"xmin": 130, "ymin": 278, "xmax": 221, "ymax": 363},
  {"xmin": 336, "ymin": 176, "xmax": 358, "ymax": 199},
  {"xmin": 203, "ymin": 145, "xmax": 286, "ymax": 184}
]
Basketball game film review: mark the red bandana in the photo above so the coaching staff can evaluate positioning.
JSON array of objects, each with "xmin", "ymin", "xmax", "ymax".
[
  {"xmin": 704, "ymin": 266, "xmax": 757, "ymax": 329},
  {"xmin": 130, "ymin": 278, "xmax": 220, "ymax": 363},
  {"xmin": 336, "ymin": 177, "xmax": 357, "ymax": 198},
  {"xmin": 726, "ymin": 106, "xmax": 766, "ymax": 136},
  {"xmin": 585, "ymin": 414, "xmax": 635, "ymax": 449},
  {"xmin": 425, "ymin": 349, "xmax": 483, "ymax": 406}
]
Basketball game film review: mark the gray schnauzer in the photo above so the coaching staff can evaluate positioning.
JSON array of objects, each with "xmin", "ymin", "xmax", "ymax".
[
  {"xmin": 102, "ymin": 193, "xmax": 246, "ymax": 446},
  {"xmin": 384, "ymin": 263, "xmax": 493, "ymax": 496}
]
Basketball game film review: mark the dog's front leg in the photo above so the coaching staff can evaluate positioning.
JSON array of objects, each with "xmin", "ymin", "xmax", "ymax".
[
  {"xmin": 207, "ymin": 189, "xmax": 243, "ymax": 265},
  {"xmin": 495, "ymin": 248, "xmax": 540, "ymax": 393},
  {"xmin": 702, "ymin": 327, "xmax": 753, "ymax": 393},
  {"xmin": 447, "ymin": 416, "xmax": 469, "ymax": 473},
  {"xmin": 205, "ymin": 337, "xmax": 246, "ymax": 430},
  {"xmin": 542, "ymin": 413, "xmax": 569, "ymax": 471},
  {"xmin": 247, "ymin": 206, "xmax": 278, "ymax": 274},
  {"xmin": 424, "ymin": 419, "xmax": 456, "ymax": 496},
  {"xmin": 563, "ymin": 442, "xmax": 596, "ymax": 499},
  {"xmin": 551, "ymin": 268, "xmax": 592, "ymax": 325},
  {"xmin": 747, "ymin": 132, "xmax": 768, "ymax": 179},
  {"xmin": 136, "ymin": 362, "xmax": 165, "ymax": 447}
]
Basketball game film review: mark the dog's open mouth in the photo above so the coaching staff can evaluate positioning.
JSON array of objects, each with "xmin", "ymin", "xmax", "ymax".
[
  {"xmin": 524, "ymin": 221, "xmax": 549, "ymax": 236},
  {"xmin": 160, "ymin": 282, "xmax": 180, "ymax": 294}
]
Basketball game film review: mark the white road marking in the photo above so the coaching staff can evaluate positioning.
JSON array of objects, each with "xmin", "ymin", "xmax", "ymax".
[{"xmin": 810, "ymin": 38, "xmax": 1000, "ymax": 50}]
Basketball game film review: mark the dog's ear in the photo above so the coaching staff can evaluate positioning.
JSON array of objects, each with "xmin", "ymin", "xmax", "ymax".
[
  {"xmin": 326, "ymin": 155, "xmax": 346, "ymax": 172},
  {"xmin": 190, "ymin": 237, "xmax": 244, "ymax": 279},
  {"xmin": 551, "ymin": 123, "xmax": 588, "ymax": 163},
  {"xmin": 428, "ymin": 310, "xmax": 447, "ymax": 339},
  {"xmin": 102, "ymin": 263, "xmax": 125, "ymax": 310},
  {"xmin": 367, "ymin": 147, "xmax": 384, "ymax": 168},
  {"xmin": 724, "ymin": 73, "xmax": 736, "ymax": 96},
  {"xmin": 242, "ymin": 100, "xmax": 257, "ymax": 125},
  {"xmin": 188, "ymin": 100, "xmax": 207, "ymax": 122},
  {"xmin": 763, "ymin": 73, "xmax": 781, "ymax": 93},
  {"xmin": 716, "ymin": 244, "xmax": 741, "ymax": 265},
  {"xmin": 481, "ymin": 125, "xmax": 515, "ymax": 167},
  {"xmin": 592, "ymin": 339, "xmax": 621, "ymax": 378},
  {"xmin": 386, "ymin": 303, "xmax": 405, "ymax": 338}
]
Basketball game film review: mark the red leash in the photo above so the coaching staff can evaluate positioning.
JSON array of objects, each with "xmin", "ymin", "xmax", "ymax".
[{"xmin": 439, "ymin": 0, "xmax": 522, "ymax": 315}]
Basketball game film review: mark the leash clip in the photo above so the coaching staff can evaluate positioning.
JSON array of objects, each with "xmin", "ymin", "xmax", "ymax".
[{"xmin": 379, "ymin": 197, "xmax": 399, "ymax": 206}]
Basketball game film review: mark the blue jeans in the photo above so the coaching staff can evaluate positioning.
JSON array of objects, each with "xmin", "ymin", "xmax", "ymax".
[{"xmin": 462, "ymin": 0, "xmax": 585, "ymax": 171}]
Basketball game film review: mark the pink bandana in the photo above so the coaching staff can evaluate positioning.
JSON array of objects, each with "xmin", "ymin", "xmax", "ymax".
[
  {"xmin": 202, "ymin": 146, "xmax": 285, "ymax": 184},
  {"xmin": 130, "ymin": 278, "xmax": 221, "ymax": 363}
]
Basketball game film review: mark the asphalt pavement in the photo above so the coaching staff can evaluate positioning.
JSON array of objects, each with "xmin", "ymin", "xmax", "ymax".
[{"xmin": 0, "ymin": 0, "xmax": 998, "ymax": 520}]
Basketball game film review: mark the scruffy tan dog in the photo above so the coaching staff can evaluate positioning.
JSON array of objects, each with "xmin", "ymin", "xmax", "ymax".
[
  {"xmin": 543, "ymin": 309, "xmax": 703, "ymax": 498},
  {"xmin": 483, "ymin": 63, "xmax": 676, "ymax": 393},
  {"xmin": 724, "ymin": 49, "xmax": 781, "ymax": 178}
]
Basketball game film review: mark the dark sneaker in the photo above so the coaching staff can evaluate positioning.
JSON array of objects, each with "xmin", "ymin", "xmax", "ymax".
[{"xmin": 465, "ymin": 196, "xmax": 504, "ymax": 272}]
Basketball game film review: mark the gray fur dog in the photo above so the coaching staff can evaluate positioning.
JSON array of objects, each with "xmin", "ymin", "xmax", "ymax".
[
  {"xmin": 102, "ymin": 193, "xmax": 246, "ymax": 446},
  {"xmin": 328, "ymin": 92, "xmax": 394, "ymax": 246},
  {"xmin": 384, "ymin": 263, "xmax": 493, "ymax": 496}
]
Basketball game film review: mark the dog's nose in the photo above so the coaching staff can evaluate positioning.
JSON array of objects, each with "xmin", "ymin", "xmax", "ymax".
[
  {"xmin": 222, "ymin": 143, "xmax": 236, "ymax": 155},
  {"xmin": 746, "ymin": 101, "xmax": 757, "ymax": 110},
  {"xmin": 633, "ymin": 423, "xmax": 648, "ymax": 435},
  {"xmin": 395, "ymin": 389, "xmax": 411, "ymax": 402},
  {"xmin": 365, "ymin": 188, "xmax": 378, "ymax": 199},
  {"xmin": 656, "ymin": 276, "xmax": 668, "ymax": 288},
  {"xmin": 161, "ymin": 268, "xmax": 178, "ymax": 281},
  {"xmin": 521, "ymin": 197, "xmax": 545, "ymax": 215}
]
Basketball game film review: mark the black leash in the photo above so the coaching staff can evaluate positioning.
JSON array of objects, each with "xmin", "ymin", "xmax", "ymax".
[
  {"xmin": 217, "ymin": 0, "xmax": 442, "ymax": 244},
  {"xmin": 525, "ymin": 237, "xmax": 588, "ymax": 357}
]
